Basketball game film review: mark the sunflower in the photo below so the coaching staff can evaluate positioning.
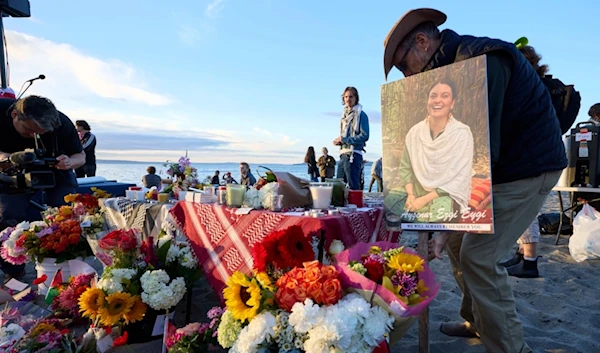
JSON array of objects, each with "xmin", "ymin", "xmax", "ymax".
[
  {"xmin": 123, "ymin": 295, "xmax": 147, "ymax": 324},
  {"xmin": 223, "ymin": 272, "xmax": 262, "ymax": 322},
  {"xmin": 387, "ymin": 252, "xmax": 425, "ymax": 274},
  {"xmin": 30, "ymin": 323, "xmax": 57, "ymax": 337},
  {"xmin": 79, "ymin": 288, "xmax": 106, "ymax": 319},
  {"xmin": 97, "ymin": 292, "xmax": 135, "ymax": 326}
]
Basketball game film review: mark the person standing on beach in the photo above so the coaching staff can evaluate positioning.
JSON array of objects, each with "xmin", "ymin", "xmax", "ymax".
[
  {"xmin": 317, "ymin": 147, "xmax": 336, "ymax": 182},
  {"xmin": 142, "ymin": 166, "xmax": 162, "ymax": 188},
  {"xmin": 383, "ymin": 9, "xmax": 566, "ymax": 353},
  {"xmin": 304, "ymin": 146, "xmax": 319, "ymax": 182},
  {"xmin": 369, "ymin": 157, "xmax": 383, "ymax": 192},
  {"xmin": 75, "ymin": 120, "xmax": 96, "ymax": 178},
  {"xmin": 333, "ymin": 86, "xmax": 370, "ymax": 191},
  {"xmin": 240, "ymin": 162, "xmax": 256, "ymax": 186}
]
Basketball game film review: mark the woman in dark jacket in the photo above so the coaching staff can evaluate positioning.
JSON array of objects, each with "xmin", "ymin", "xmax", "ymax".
[
  {"xmin": 75, "ymin": 120, "xmax": 96, "ymax": 178},
  {"xmin": 304, "ymin": 146, "xmax": 319, "ymax": 182}
]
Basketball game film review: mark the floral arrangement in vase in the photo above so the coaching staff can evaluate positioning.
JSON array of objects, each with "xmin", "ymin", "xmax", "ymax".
[
  {"xmin": 165, "ymin": 306, "xmax": 223, "ymax": 353},
  {"xmin": 213, "ymin": 226, "xmax": 397, "ymax": 353},
  {"xmin": 78, "ymin": 228, "xmax": 200, "ymax": 347},
  {"xmin": 163, "ymin": 156, "xmax": 199, "ymax": 198}
]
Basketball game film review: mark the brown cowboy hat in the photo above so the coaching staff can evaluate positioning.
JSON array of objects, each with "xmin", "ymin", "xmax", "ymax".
[{"xmin": 383, "ymin": 8, "xmax": 447, "ymax": 80}]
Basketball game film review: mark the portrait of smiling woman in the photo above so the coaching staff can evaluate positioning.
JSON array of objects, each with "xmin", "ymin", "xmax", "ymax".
[
  {"xmin": 400, "ymin": 78, "xmax": 473, "ymax": 221},
  {"xmin": 381, "ymin": 57, "xmax": 491, "ymax": 227}
]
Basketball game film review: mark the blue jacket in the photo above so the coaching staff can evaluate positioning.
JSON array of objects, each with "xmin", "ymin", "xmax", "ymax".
[
  {"xmin": 423, "ymin": 29, "xmax": 567, "ymax": 184},
  {"xmin": 341, "ymin": 111, "xmax": 370, "ymax": 152}
]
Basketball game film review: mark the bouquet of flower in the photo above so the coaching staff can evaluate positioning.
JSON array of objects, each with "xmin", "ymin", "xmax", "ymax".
[
  {"xmin": 163, "ymin": 156, "xmax": 199, "ymax": 197},
  {"xmin": 7, "ymin": 318, "xmax": 77, "ymax": 353},
  {"xmin": 335, "ymin": 241, "xmax": 440, "ymax": 344},
  {"xmin": 79, "ymin": 229, "xmax": 199, "ymax": 331},
  {"xmin": 216, "ymin": 226, "xmax": 395, "ymax": 353},
  {"xmin": 51, "ymin": 273, "xmax": 95, "ymax": 319},
  {"xmin": 0, "ymin": 220, "xmax": 91, "ymax": 264},
  {"xmin": 166, "ymin": 306, "xmax": 223, "ymax": 353}
]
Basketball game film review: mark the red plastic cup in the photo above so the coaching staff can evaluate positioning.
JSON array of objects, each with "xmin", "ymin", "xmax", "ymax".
[
  {"xmin": 129, "ymin": 186, "xmax": 142, "ymax": 191},
  {"xmin": 348, "ymin": 190, "xmax": 363, "ymax": 208}
]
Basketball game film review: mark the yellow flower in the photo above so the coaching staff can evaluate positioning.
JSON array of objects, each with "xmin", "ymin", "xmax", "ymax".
[
  {"xmin": 64, "ymin": 194, "xmax": 78, "ymax": 203},
  {"xmin": 79, "ymin": 288, "xmax": 105, "ymax": 320},
  {"xmin": 123, "ymin": 295, "xmax": 147, "ymax": 324},
  {"xmin": 30, "ymin": 323, "xmax": 56, "ymax": 337},
  {"xmin": 387, "ymin": 252, "xmax": 425, "ymax": 274},
  {"xmin": 91, "ymin": 187, "xmax": 111, "ymax": 199},
  {"xmin": 223, "ymin": 272, "xmax": 262, "ymax": 322},
  {"xmin": 369, "ymin": 246, "xmax": 382, "ymax": 254},
  {"xmin": 97, "ymin": 292, "xmax": 135, "ymax": 327},
  {"xmin": 254, "ymin": 271, "xmax": 274, "ymax": 292},
  {"xmin": 416, "ymin": 279, "xmax": 429, "ymax": 294}
]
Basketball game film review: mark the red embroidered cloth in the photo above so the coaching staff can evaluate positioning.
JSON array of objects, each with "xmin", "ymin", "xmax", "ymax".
[{"xmin": 170, "ymin": 201, "xmax": 396, "ymax": 300}]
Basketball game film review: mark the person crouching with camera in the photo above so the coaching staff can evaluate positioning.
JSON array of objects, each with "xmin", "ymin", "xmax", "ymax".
[{"xmin": 0, "ymin": 95, "xmax": 85, "ymax": 279}]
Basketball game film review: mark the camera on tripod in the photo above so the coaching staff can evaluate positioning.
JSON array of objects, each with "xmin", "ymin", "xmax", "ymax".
[{"xmin": 0, "ymin": 146, "xmax": 57, "ymax": 191}]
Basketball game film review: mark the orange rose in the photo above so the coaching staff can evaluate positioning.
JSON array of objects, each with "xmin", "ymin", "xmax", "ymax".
[
  {"xmin": 320, "ymin": 265, "xmax": 338, "ymax": 280},
  {"xmin": 304, "ymin": 267, "xmax": 322, "ymax": 284},
  {"xmin": 284, "ymin": 277, "xmax": 299, "ymax": 290},
  {"xmin": 276, "ymin": 288, "xmax": 300, "ymax": 312},
  {"xmin": 306, "ymin": 281, "xmax": 323, "ymax": 304},
  {"xmin": 293, "ymin": 283, "xmax": 308, "ymax": 303},
  {"xmin": 303, "ymin": 260, "xmax": 320, "ymax": 269},
  {"xmin": 321, "ymin": 278, "xmax": 342, "ymax": 305}
]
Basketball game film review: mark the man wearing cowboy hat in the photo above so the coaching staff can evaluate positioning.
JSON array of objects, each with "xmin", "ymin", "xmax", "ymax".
[{"xmin": 383, "ymin": 8, "xmax": 566, "ymax": 353}]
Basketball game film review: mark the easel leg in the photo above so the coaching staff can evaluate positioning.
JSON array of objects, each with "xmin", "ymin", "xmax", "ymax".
[{"xmin": 417, "ymin": 231, "xmax": 430, "ymax": 353}]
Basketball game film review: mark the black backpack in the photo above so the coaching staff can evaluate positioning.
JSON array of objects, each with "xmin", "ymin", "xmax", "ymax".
[{"xmin": 542, "ymin": 75, "xmax": 581, "ymax": 134}]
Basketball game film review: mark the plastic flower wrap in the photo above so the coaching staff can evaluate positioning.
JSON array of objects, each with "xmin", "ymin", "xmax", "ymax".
[{"xmin": 335, "ymin": 241, "xmax": 440, "ymax": 344}]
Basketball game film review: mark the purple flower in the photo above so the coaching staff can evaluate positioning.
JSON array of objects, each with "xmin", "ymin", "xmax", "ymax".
[
  {"xmin": 212, "ymin": 330, "xmax": 218, "ymax": 338},
  {"xmin": 198, "ymin": 323, "xmax": 209, "ymax": 334},
  {"xmin": 206, "ymin": 306, "xmax": 224, "ymax": 320},
  {"xmin": 0, "ymin": 227, "xmax": 14, "ymax": 242},
  {"xmin": 366, "ymin": 253, "xmax": 386, "ymax": 264},
  {"xmin": 36, "ymin": 227, "xmax": 54, "ymax": 238},
  {"xmin": 391, "ymin": 272, "xmax": 418, "ymax": 297}
]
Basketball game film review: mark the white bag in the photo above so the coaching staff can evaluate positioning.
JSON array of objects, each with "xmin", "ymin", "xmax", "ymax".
[{"xmin": 569, "ymin": 203, "xmax": 600, "ymax": 262}]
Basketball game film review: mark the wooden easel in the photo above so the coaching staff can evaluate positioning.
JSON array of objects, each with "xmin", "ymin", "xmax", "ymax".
[{"xmin": 417, "ymin": 231, "xmax": 430, "ymax": 353}]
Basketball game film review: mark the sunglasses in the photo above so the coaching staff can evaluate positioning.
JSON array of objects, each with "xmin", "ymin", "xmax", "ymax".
[{"xmin": 394, "ymin": 42, "xmax": 413, "ymax": 72}]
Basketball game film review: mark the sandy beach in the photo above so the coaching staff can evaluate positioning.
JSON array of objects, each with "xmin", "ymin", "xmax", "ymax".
[{"xmin": 9, "ymin": 191, "xmax": 600, "ymax": 353}]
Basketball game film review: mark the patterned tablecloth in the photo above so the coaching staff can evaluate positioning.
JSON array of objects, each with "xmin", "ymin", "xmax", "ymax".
[
  {"xmin": 169, "ymin": 201, "xmax": 397, "ymax": 301},
  {"xmin": 100, "ymin": 198, "xmax": 177, "ymax": 239}
]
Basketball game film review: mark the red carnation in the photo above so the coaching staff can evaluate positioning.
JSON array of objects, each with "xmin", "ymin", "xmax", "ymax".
[
  {"xmin": 363, "ymin": 260, "xmax": 385, "ymax": 284},
  {"xmin": 276, "ymin": 225, "xmax": 314, "ymax": 269}
]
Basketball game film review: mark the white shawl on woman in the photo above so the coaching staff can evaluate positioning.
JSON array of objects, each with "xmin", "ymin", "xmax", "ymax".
[{"xmin": 405, "ymin": 116, "xmax": 474, "ymax": 212}]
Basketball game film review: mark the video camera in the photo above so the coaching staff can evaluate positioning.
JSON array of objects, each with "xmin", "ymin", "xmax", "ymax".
[{"xmin": 0, "ymin": 147, "xmax": 57, "ymax": 192}]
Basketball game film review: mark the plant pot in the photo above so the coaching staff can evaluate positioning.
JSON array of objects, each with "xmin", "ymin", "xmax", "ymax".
[
  {"xmin": 35, "ymin": 257, "xmax": 76, "ymax": 295},
  {"xmin": 125, "ymin": 307, "xmax": 175, "ymax": 344}
]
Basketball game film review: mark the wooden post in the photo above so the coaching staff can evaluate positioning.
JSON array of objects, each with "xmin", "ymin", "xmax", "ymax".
[{"xmin": 417, "ymin": 231, "xmax": 430, "ymax": 353}]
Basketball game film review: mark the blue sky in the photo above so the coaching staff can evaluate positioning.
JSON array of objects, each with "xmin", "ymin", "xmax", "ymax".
[{"xmin": 4, "ymin": 0, "xmax": 599, "ymax": 163}]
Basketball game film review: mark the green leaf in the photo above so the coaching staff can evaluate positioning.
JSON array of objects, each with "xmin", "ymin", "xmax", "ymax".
[{"xmin": 157, "ymin": 239, "xmax": 172, "ymax": 263}]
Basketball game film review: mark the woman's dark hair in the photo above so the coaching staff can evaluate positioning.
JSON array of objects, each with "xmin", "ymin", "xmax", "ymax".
[
  {"xmin": 519, "ymin": 46, "xmax": 549, "ymax": 77},
  {"xmin": 428, "ymin": 78, "xmax": 458, "ymax": 100},
  {"xmin": 589, "ymin": 103, "xmax": 600, "ymax": 118},
  {"xmin": 76, "ymin": 120, "xmax": 91, "ymax": 131},
  {"xmin": 147, "ymin": 166, "xmax": 156, "ymax": 174},
  {"xmin": 341, "ymin": 86, "xmax": 360, "ymax": 105},
  {"xmin": 304, "ymin": 146, "xmax": 316, "ymax": 163}
]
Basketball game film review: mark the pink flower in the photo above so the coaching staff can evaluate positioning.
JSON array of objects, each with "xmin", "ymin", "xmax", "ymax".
[
  {"xmin": 0, "ymin": 226, "xmax": 14, "ymax": 242},
  {"xmin": 0, "ymin": 245, "xmax": 28, "ymax": 265},
  {"xmin": 176, "ymin": 322, "xmax": 202, "ymax": 337},
  {"xmin": 70, "ymin": 274, "xmax": 94, "ymax": 288}
]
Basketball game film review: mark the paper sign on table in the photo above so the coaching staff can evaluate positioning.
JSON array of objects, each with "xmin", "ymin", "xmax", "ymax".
[
  {"xmin": 96, "ymin": 335, "xmax": 114, "ymax": 353},
  {"xmin": 151, "ymin": 312, "xmax": 175, "ymax": 336},
  {"xmin": 235, "ymin": 207, "xmax": 253, "ymax": 215},
  {"xmin": 5, "ymin": 278, "xmax": 28, "ymax": 292},
  {"xmin": 68, "ymin": 259, "xmax": 97, "ymax": 277}
]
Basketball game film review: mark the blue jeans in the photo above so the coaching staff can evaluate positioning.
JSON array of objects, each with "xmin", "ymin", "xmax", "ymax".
[{"xmin": 336, "ymin": 153, "xmax": 363, "ymax": 190}]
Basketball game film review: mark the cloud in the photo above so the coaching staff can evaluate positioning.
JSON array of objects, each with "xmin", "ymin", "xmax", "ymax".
[
  {"xmin": 177, "ymin": 24, "xmax": 203, "ymax": 46},
  {"xmin": 253, "ymin": 127, "xmax": 272, "ymax": 136},
  {"xmin": 205, "ymin": 0, "xmax": 226, "ymax": 18},
  {"xmin": 97, "ymin": 132, "xmax": 226, "ymax": 151},
  {"xmin": 5, "ymin": 30, "xmax": 171, "ymax": 106}
]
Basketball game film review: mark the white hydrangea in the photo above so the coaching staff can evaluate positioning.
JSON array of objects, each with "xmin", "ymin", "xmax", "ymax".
[
  {"xmin": 230, "ymin": 311, "xmax": 276, "ymax": 353},
  {"xmin": 140, "ymin": 270, "xmax": 186, "ymax": 310},
  {"xmin": 165, "ymin": 244, "xmax": 180, "ymax": 264},
  {"xmin": 97, "ymin": 268, "xmax": 137, "ymax": 294},
  {"xmin": 178, "ymin": 246, "xmax": 198, "ymax": 269},
  {"xmin": 217, "ymin": 310, "xmax": 243, "ymax": 348}
]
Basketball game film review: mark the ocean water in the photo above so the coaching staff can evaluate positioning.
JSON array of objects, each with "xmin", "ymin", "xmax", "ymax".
[{"xmin": 94, "ymin": 160, "xmax": 375, "ymax": 190}]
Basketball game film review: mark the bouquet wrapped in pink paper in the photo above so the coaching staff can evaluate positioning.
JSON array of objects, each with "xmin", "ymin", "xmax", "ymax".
[{"xmin": 335, "ymin": 241, "xmax": 440, "ymax": 343}]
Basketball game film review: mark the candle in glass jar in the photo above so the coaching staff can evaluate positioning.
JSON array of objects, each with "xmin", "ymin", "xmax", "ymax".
[
  {"xmin": 309, "ymin": 182, "xmax": 333, "ymax": 209},
  {"xmin": 226, "ymin": 184, "xmax": 246, "ymax": 207},
  {"xmin": 157, "ymin": 193, "xmax": 168, "ymax": 203}
]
